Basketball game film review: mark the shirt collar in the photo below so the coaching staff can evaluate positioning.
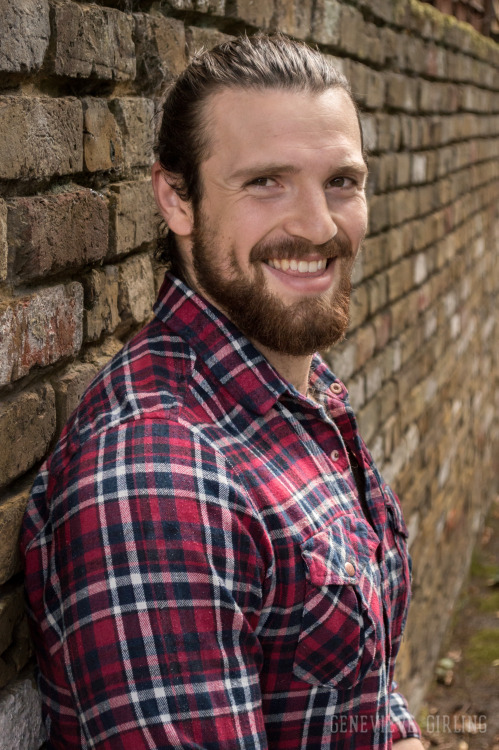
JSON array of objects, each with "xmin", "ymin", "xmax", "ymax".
[{"xmin": 153, "ymin": 273, "xmax": 289, "ymax": 416}]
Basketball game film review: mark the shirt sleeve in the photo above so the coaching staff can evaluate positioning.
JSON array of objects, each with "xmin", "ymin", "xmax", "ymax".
[
  {"xmin": 23, "ymin": 418, "xmax": 274, "ymax": 749},
  {"xmin": 390, "ymin": 681, "xmax": 422, "ymax": 741}
]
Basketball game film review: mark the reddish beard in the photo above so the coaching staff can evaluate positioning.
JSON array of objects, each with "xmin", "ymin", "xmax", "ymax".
[{"xmin": 190, "ymin": 214, "xmax": 358, "ymax": 356}]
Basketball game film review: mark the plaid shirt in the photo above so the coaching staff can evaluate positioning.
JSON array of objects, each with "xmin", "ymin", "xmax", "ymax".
[{"xmin": 22, "ymin": 274, "xmax": 421, "ymax": 749}]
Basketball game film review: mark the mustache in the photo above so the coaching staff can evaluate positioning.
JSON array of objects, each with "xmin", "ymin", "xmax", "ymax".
[{"xmin": 249, "ymin": 233, "xmax": 354, "ymax": 263}]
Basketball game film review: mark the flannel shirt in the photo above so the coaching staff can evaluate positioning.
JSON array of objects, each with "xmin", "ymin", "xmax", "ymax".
[{"xmin": 22, "ymin": 273, "xmax": 421, "ymax": 749}]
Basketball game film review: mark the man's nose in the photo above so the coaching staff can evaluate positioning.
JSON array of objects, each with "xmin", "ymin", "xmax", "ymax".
[{"xmin": 282, "ymin": 190, "xmax": 338, "ymax": 246}]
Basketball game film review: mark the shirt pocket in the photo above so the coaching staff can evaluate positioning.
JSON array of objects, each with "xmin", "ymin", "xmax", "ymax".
[{"xmin": 292, "ymin": 515, "xmax": 383, "ymax": 690}]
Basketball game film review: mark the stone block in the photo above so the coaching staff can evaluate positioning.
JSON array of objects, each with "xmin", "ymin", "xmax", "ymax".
[
  {"xmin": 0, "ymin": 384, "xmax": 56, "ymax": 489},
  {"xmin": 185, "ymin": 26, "xmax": 233, "ymax": 58},
  {"xmin": 311, "ymin": 0, "xmax": 341, "ymax": 45},
  {"xmin": 49, "ymin": 0, "xmax": 135, "ymax": 80},
  {"xmin": 225, "ymin": 0, "xmax": 274, "ymax": 27},
  {"xmin": 134, "ymin": 15, "xmax": 187, "ymax": 94},
  {"xmin": 0, "ymin": 487, "xmax": 30, "ymax": 586},
  {"xmin": 118, "ymin": 254, "xmax": 156, "ymax": 326},
  {"xmin": 0, "ymin": 0, "xmax": 50, "ymax": 73},
  {"xmin": 273, "ymin": 0, "xmax": 314, "ymax": 39},
  {"xmin": 109, "ymin": 98, "xmax": 155, "ymax": 170},
  {"xmin": 8, "ymin": 189, "xmax": 108, "ymax": 282},
  {"xmin": 108, "ymin": 179, "xmax": 158, "ymax": 257},
  {"xmin": 0, "ymin": 199, "xmax": 7, "ymax": 282},
  {"xmin": 0, "ymin": 284, "xmax": 83, "ymax": 386},
  {"xmin": 385, "ymin": 73, "xmax": 418, "ymax": 112},
  {"xmin": 0, "ymin": 96, "xmax": 82, "ymax": 180},
  {"xmin": 0, "ymin": 675, "xmax": 45, "ymax": 750},
  {"xmin": 51, "ymin": 361, "xmax": 103, "ymax": 434},
  {"xmin": 83, "ymin": 99, "xmax": 124, "ymax": 172},
  {"xmin": 83, "ymin": 266, "xmax": 120, "ymax": 342}
]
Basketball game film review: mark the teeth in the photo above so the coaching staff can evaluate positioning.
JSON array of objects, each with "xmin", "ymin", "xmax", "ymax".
[{"xmin": 267, "ymin": 258, "xmax": 327, "ymax": 274}]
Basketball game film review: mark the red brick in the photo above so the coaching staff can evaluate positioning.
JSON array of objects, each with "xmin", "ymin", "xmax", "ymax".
[
  {"xmin": 0, "ymin": 284, "xmax": 83, "ymax": 386},
  {"xmin": 8, "ymin": 189, "xmax": 108, "ymax": 281}
]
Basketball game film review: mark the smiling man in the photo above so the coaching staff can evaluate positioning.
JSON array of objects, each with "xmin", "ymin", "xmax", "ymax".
[{"xmin": 22, "ymin": 34, "xmax": 422, "ymax": 749}]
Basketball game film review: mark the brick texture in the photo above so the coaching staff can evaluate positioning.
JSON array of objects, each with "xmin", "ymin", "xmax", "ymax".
[{"xmin": 0, "ymin": 0, "xmax": 498, "ymax": 742}]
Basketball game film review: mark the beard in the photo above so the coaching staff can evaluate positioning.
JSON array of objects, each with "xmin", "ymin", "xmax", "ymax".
[{"xmin": 189, "ymin": 211, "xmax": 358, "ymax": 357}]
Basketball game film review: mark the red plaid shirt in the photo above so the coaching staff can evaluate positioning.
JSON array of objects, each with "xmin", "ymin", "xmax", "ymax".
[{"xmin": 22, "ymin": 274, "xmax": 421, "ymax": 748}]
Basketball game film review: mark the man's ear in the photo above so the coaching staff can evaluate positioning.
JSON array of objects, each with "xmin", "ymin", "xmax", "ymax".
[{"xmin": 151, "ymin": 161, "xmax": 194, "ymax": 237}]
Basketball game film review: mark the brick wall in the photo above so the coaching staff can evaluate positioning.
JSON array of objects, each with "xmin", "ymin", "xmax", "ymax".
[{"xmin": 0, "ymin": 0, "xmax": 498, "ymax": 745}]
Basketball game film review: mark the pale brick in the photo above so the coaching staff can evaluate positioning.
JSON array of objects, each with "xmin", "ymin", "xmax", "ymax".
[
  {"xmin": 0, "ymin": 199, "xmax": 7, "ymax": 282},
  {"xmin": 0, "ymin": 384, "xmax": 56, "ymax": 489},
  {"xmin": 108, "ymin": 179, "xmax": 158, "ymax": 257},
  {"xmin": 349, "ymin": 283, "xmax": 369, "ymax": 330},
  {"xmin": 8, "ymin": 189, "xmax": 108, "ymax": 281},
  {"xmin": 225, "ymin": 0, "xmax": 274, "ymax": 27},
  {"xmin": 273, "ymin": 0, "xmax": 314, "ymax": 39},
  {"xmin": 50, "ymin": 0, "xmax": 135, "ymax": 80},
  {"xmin": 83, "ymin": 99, "xmax": 124, "ymax": 172},
  {"xmin": 83, "ymin": 266, "xmax": 120, "ymax": 342},
  {"xmin": 118, "ymin": 254, "xmax": 156, "ymax": 326},
  {"xmin": 337, "ymin": 5, "xmax": 366, "ymax": 57},
  {"xmin": 0, "ymin": 284, "xmax": 83, "ymax": 386},
  {"xmin": 109, "ymin": 98, "xmax": 155, "ymax": 169},
  {"xmin": 311, "ymin": 0, "xmax": 341, "ymax": 45},
  {"xmin": 0, "ymin": 0, "xmax": 50, "ymax": 73},
  {"xmin": 135, "ymin": 15, "xmax": 187, "ymax": 94},
  {"xmin": 0, "ymin": 675, "xmax": 45, "ymax": 750},
  {"xmin": 51, "ymin": 360, "xmax": 104, "ymax": 434},
  {"xmin": 0, "ymin": 487, "xmax": 29, "ymax": 586},
  {"xmin": 385, "ymin": 73, "xmax": 418, "ymax": 112},
  {"xmin": 186, "ymin": 26, "xmax": 233, "ymax": 58},
  {"xmin": 0, "ymin": 97, "xmax": 82, "ymax": 180}
]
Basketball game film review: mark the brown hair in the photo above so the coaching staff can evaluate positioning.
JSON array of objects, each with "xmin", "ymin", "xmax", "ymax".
[{"xmin": 155, "ymin": 33, "xmax": 361, "ymax": 276}]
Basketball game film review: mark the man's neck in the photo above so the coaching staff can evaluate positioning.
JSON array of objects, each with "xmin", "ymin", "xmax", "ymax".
[{"xmin": 249, "ymin": 339, "xmax": 313, "ymax": 398}]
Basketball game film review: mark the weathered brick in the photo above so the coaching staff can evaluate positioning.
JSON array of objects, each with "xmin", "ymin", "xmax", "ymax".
[
  {"xmin": 118, "ymin": 254, "xmax": 156, "ymax": 326},
  {"xmin": 159, "ymin": 0, "xmax": 225, "ymax": 11},
  {"xmin": 51, "ymin": 360, "xmax": 106, "ymax": 434},
  {"xmin": 0, "ymin": 284, "xmax": 83, "ymax": 386},
  {"xmin": 49, "ymin": 0, "xmax": 135, "ymax": 80},
  {"xmin": 311, "ymin": 0, "xmax": 341, "ymax": 45},
  {"xmin": 109, "ymin": 98, "xmax": 155, "ymax": 170},
  {"xmin": 0, "ymin": 0, "xmax": 50, "ymax": 73},
  {"xmin": 0, "ymin": 199, "xmax": 7, "ymax": 282},
  {"xmin": 134, "ymin": 15, "xmax": 187, "ymax": 94},
  {"xmin": 185, "ymin": 26, "xmax": 233, "ymax": 58},
  {"xmin": 0, "ymin": 675, "xmax": 45, "ymax": 750},
  {"xmin": 349, "ymin": 283, "xmax": 369, "ymax": 330},
  {"xmin": 83, "ymin": 99, "xmax": 124, "ymax": 172},
  {"xmin": 8, "ymin": 189, "xmax": 108, "ymax": 281},
  {"xmin": 0, "ymin": 97, "xmax": 82, "ymax": 180},
  {"xmin": 225, "ymin": 0, "xmax": 274, "ymax": 27},
  {"xmin": 273, "ymin": 0, "xmax": 313, "ymax": 38},
  {"xmin": 83, "ymin": 266, "xmax": 120, "ymax": 342},
  {"xmin": 108, "ymin": 179, "xmax": 158, "ymax": 257},
  {"xmin": 0, "ymin": 587, "xmax": 31, "ymax": 689},
  {"xmin": 0, "ymin": 487, "xmax": 30, "ymax": 586},
  {"xmin": 385, "ymin": 73, "xmax": 419, "ymax": 113},
  {"xmin": 0, "ymin": 384, "xmax": 56, "ymax": 489}
]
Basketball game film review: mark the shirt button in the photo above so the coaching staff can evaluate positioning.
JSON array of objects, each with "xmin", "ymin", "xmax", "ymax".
[
  {"xmin": 330, "ymin": 449, "xmax": 340, "ymax": 462},
  {"xmin": 345, "ymin": 562, "xmax": 356, "ymax": 577},
  {"xmin": 329, "ymin": 382, "xmax": 343, "ymax": 395}
]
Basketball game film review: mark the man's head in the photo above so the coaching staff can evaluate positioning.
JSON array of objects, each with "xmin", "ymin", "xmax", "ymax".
[{"xmin": 152, "ymin": 33, "xmax": 368, "ymax": 355}]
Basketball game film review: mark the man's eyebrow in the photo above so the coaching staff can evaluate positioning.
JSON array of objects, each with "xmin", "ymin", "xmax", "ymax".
[
  {"xmin": 228, "ymin": 160, "xmax": 368, "ymax": 182},
  {"xmin": 228, "ymin": 163, "xmax": 299, "ymax": 181}
]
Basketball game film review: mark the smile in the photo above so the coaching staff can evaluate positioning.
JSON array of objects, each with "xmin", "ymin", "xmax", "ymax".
[{"xmin": 266, "ymin": 258, "xmax": 328, "ymax": 274}]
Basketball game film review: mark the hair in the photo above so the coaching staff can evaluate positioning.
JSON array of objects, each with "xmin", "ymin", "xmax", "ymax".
[{"xmin": 155, "ymin": 32, "xmax": 362, "ymax": 276}]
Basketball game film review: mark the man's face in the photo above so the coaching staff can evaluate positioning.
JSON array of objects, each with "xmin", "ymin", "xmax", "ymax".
[{"xmin": 182, "ymin": 86, "xmax": 368, "ymax": 356}]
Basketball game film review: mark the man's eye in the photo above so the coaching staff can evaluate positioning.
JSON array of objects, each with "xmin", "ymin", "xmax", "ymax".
[
  {"xmin": 248, "ymin": 177, "xmax": 276, "ymax": 187},
  {"xmin": 328, "ymin": 176, "xmax": 355, "ymax": 188}
]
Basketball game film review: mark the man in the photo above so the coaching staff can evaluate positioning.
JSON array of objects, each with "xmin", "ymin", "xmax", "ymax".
[{"xmin": 22, "ymin": 34, "xmax": 423, "ymax": 748}]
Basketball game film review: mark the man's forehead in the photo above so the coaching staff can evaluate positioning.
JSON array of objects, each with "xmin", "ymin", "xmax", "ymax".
[{"xmin": 200, "ymin": 86, "xmax": 365, "ymax": 169}]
